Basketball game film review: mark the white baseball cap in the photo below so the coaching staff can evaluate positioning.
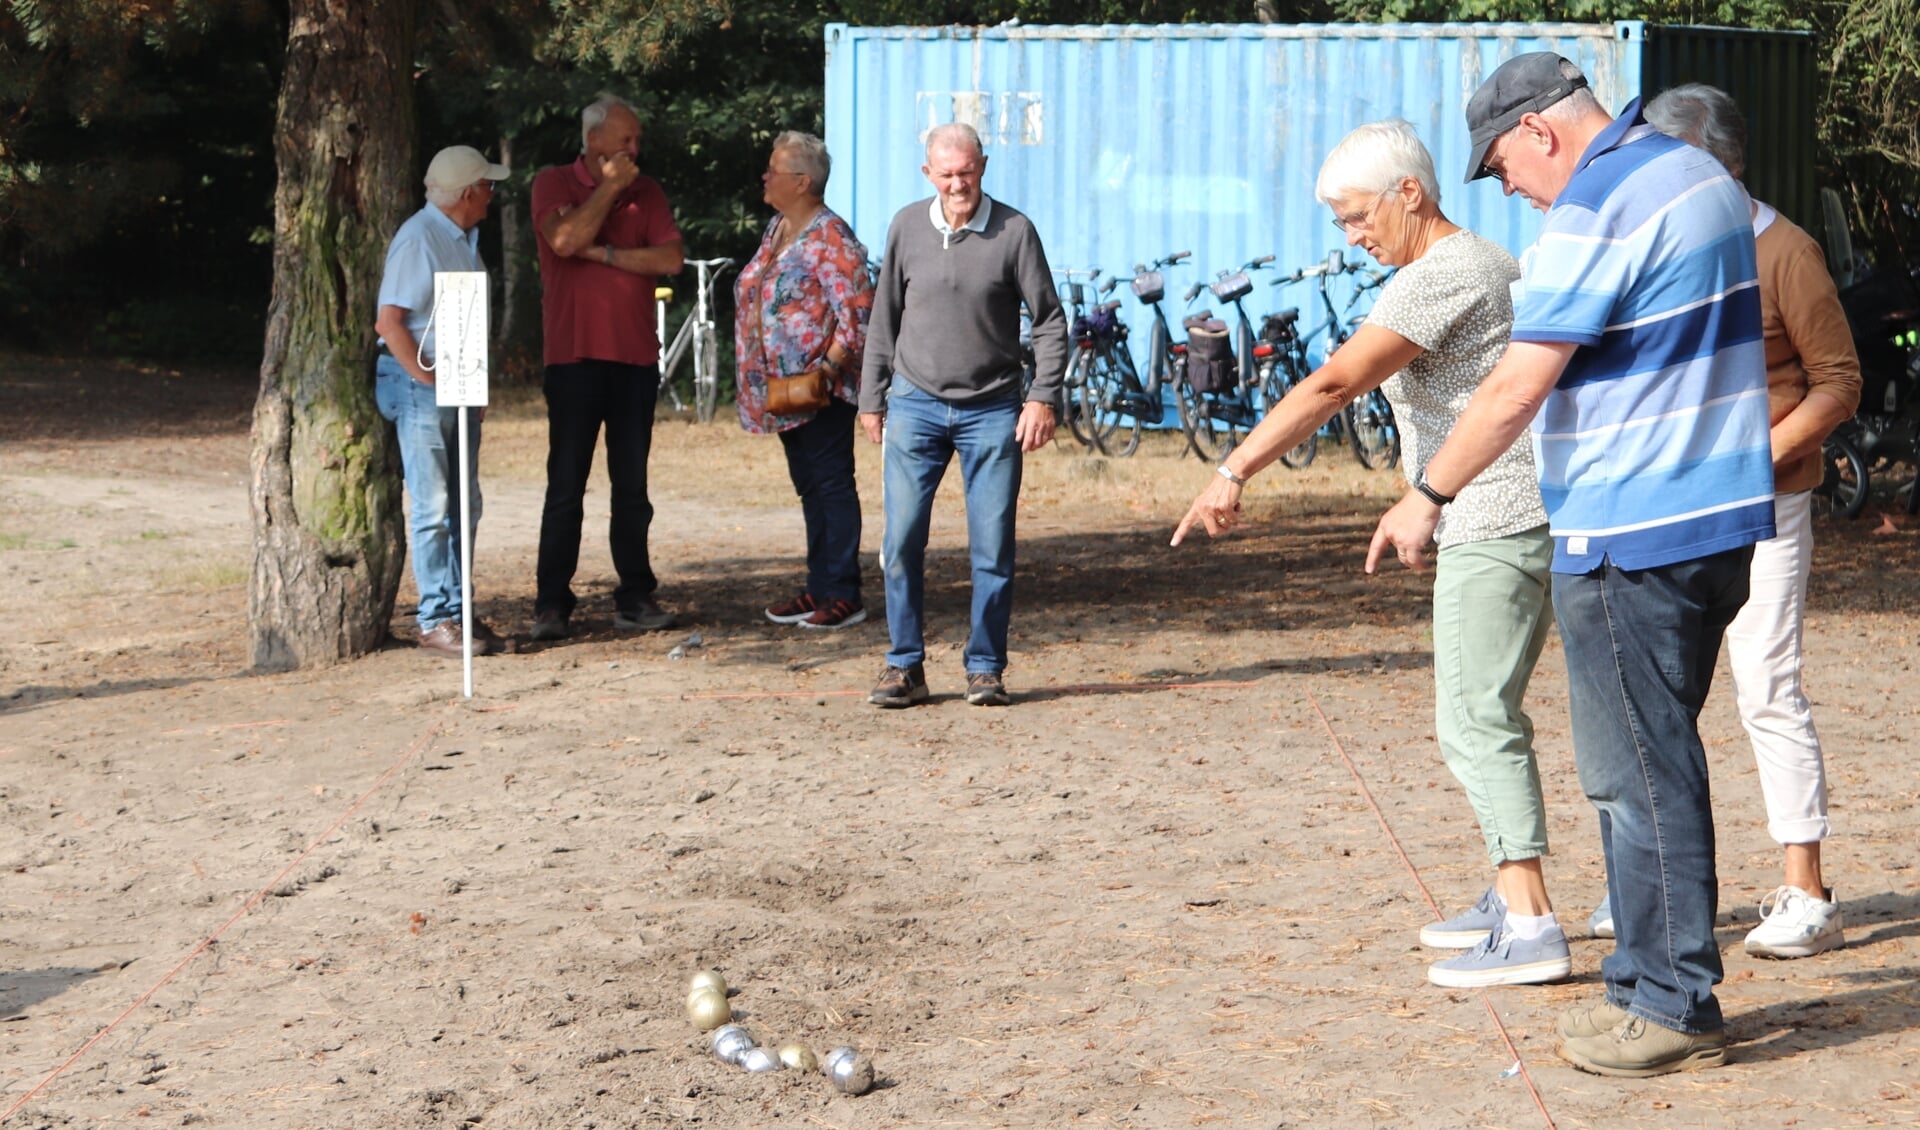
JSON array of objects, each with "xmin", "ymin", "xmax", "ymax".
[{"xmin": 424, "ymin": 145, "xmax": 510, "ymax": 192}]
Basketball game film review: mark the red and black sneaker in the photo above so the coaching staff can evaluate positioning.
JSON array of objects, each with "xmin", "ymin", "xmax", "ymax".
[
  {"xmin": 764, "ymin": 592, "xmax": 818, "ymax": 624},
  {"xmin": 799, "ymin": 598, "xmax": 867, "ymax": 631}
]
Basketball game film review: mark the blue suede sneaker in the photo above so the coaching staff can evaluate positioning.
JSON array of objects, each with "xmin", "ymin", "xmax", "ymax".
[
  {"xmin": 1427, "ymin": 919, "xmax": 1573, "ymax": 988},
  {"xmin": 1420, "ymin": 887, "xmax": 1506, "ymax": 949}
]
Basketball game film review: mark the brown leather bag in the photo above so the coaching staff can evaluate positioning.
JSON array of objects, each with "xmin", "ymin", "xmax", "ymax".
[{"xmin": 766, "ymin": 368, "xmax": 833, "ymax": 415}]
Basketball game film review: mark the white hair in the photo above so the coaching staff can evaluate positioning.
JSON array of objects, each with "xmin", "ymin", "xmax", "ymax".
[
  {"xmin": 1540, "ymin": 86, "xmax": 1603, "ymax": 128},
  {"xmin": 581, "ymin": 94, "xmax": 639, "ymax": 149},
  {"xmin": 773, "ymin": 130, "xmax": 831, "ymax": 192},
  {"xmin": 925, "ymin": 121, "xmax": 984, "ymax": 160},
  {"xmin": 1314, "ymin": 119, "xmax": 1440, "ymax": 206}
]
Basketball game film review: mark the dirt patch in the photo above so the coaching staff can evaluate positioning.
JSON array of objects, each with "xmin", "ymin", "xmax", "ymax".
[{"xmin": 4, "ymin": 352, "xmax": 1920, "ymax": 1128}]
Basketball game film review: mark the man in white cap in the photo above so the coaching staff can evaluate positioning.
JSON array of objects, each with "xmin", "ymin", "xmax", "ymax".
[
  {"xmin": 374, "ymin": 144, "xmax": 510, "ymax": 658},
  {"xmin": 1368, "ymin": 52, "xmax": 1774, "ymax": 1076}
]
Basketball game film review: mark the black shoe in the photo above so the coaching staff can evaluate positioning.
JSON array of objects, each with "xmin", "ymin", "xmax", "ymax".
[
  {"xmin": 615, "ymin": 598, "xmax": 680, "ymax": 632},
  {"xmin": 869, "ymin": 663, "xmax": 929, "ymax": 708},
  {"xmin": 529, "ymin": 609, "xmax": 570, "ymax": 641},
  {"xmin": 965, "ymin": 671, "xmax": 1010, "ymax": 706}
]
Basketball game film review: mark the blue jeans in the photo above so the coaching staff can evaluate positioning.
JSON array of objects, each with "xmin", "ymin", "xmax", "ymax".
[
  {"xmin": 537, "ymin": 361, "xmax": 660, "ymax": 618},
  {"xmin": 778, "ymin": 398, "xmax": 862, "ymax": 603},
  {"xmin": 375, "ymin": 356, "xmax": 482, "ymax": 630},
  {"xmin": 1556, "ymin": 546, "xmax": 1752, "ymax": 1035},
  {"xmin": 880, "ymin": 383, "xmax": 1022, "ymax": 673}
]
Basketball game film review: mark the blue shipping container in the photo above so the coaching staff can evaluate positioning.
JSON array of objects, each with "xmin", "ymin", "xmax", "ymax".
[{"xmin": 823, "ymin": 21, "xmax": 1813, "ymax": 384}]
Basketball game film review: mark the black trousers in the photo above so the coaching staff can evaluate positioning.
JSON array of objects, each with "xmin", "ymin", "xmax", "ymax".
[{"xmin": 536, "ymin": 360, "xmax": 660, "ymax": 617}]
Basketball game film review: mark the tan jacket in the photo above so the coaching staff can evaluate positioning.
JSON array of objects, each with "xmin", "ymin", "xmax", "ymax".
[{"xmin": 1756, "ymin": 213, "xmax": 1862, "ymax": 494}]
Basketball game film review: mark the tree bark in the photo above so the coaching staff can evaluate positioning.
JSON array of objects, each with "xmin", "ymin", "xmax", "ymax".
[{"xmin": 248, "ymin": 0, "xmax": 418, "ymax": 670}]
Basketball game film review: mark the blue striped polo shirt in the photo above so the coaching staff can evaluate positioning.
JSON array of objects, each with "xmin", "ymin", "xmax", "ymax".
[{"xmin": 1513, "ymin": 99, "xmax": 1775, "ymax": 574}]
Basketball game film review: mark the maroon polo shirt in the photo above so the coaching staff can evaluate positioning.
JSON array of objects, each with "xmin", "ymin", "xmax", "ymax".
[{"xmin": 531, "ymin": 157, "xmax": 682, "ymax": 368}]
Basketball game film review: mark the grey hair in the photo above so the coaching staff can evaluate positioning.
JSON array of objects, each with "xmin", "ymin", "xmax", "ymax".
[
  {"xmin": 773, "ymin": 130, "xmax": 831, "ymax": 192},
  {"xmin": 581, "ymin": 93, "xmax": 639, "ymax": 149},
  {"xmin": 1645, "ymin": 83, "xmax": 1748, "ymax": 179},
  {"xmin": 925, "ymin": 121, "xmax": 985, "ymax": 160},
  {"xmin": 1314, "ymin": 119, "xmax": 1440, "ymax": 206}
]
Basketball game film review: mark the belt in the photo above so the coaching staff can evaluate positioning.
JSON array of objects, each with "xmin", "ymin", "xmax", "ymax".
[{"xmin": 376, "ymin": 343, "xmax": 393, "ymax": 358}]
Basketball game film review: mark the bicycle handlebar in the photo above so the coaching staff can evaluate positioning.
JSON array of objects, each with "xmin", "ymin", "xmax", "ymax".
[
  {"xmin": 686, "ymin": 256, "xmax": 735, "ymax": 270},
  {"xmin": 1245, "ymin": 254, "xmax": 1276, "ymax": 270}
]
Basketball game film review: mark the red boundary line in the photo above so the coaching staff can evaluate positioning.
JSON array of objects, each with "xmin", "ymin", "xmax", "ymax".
[
  {"xmin": 0, "ymin": 705, "xmax": 455, "ymax": 1123},
  {"xmin": 1304, "ymin": 689, "xmax": 1559, "ymax": 1130}
]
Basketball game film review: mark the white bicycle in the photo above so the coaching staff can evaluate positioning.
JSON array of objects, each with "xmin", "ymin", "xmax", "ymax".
[{"xmin": 656, "ymin": 256, "xmax": 735, "ymax": 423}]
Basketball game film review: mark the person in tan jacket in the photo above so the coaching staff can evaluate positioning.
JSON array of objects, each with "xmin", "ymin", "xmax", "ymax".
[{"xmin": 1643, "ymin": 84, "xmax": 1862, "ymax": 958}]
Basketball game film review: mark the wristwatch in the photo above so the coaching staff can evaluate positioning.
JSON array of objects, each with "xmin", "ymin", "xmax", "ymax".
[
  {"xmin": 601, "ymin": 244, "xmax": 615, "ymax": 265},
  {"xmin": 1216, "ymin": 464, "xmax": 1248, "ymax": 486},
  {"xmin": 1414, "ymin": 473, "xmax": 1455, "ymax": 506}
]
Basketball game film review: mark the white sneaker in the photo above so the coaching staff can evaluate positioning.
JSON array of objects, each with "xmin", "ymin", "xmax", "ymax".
[{"xmin": 1744, "ymin": 885, "xmax": 1844, "ymax": 958}]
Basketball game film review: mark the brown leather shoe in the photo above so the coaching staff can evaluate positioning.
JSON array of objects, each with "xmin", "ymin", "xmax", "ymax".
[{"xmin": 418, "ymin": 619, "xmax": 501, "ymax": 658}]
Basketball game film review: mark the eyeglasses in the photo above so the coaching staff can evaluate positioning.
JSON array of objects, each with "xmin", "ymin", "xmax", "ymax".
[
  {"xmin": 1482, "ymin": 134, "xmax": 1514, "ymax": 188},
  {"xmin": 764, "ymin": 168, "xmax": 806, "ymax": 179},
  {"xmin": 1330, "ymin": 188, "xmax": 1393, "ymax": 234}
]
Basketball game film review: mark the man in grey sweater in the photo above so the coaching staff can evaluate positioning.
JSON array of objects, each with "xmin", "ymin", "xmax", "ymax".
[{"xmin": 858, "ymin": 122, "xmax": 1069, "ymax": 708}]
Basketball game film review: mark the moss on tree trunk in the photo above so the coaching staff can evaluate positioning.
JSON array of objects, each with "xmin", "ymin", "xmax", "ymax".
[{"xmin": 249, "ymin": 0, "xmax": 419, "ymax": 671}]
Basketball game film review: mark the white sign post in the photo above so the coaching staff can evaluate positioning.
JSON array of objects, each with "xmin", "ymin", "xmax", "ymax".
[{"xmin": 432, "ymin": 271, "xmax": 490, "ymax": 698}]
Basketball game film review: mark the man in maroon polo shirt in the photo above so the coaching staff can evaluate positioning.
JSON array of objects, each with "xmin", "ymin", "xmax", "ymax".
[{"xmin": 528, "ymin": 93, "xmax": 686, "ymax": 640}]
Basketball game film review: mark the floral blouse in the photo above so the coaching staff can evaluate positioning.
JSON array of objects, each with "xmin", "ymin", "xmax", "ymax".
[{"xmin": 733, "ymin": 207, "xmax": 873, "ymax": 434}]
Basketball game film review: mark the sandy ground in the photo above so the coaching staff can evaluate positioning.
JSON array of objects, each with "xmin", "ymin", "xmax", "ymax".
[{"xmin": 4, "ymin": 352, "xmax": 1920, "ymax": 1129}]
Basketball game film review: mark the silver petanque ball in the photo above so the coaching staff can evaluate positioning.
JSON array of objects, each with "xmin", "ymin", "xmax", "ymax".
[
  {"xmin": 821, "ymin": 1046, "xmax": 856, "ymax": 1075},
  {"xmin": 739, "ymin": 1046, "xmax": 783, "ymax": 1073},
  {"xmin": 825, "ymin": 1049, "xmax": 875, "ymax": 1095},
  {"xmin": 710, "ymin": 1024, "xmax": 755, "ymax": 1065},
  {"xmin": 776, "ymin": 1042, "xmax": 818, "ymax": 1072}
]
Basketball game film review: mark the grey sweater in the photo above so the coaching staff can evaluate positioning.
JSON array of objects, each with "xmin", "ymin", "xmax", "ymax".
[{"xmin": 857, "ymin": 196, "xmax": 1069, "ymax": 412}]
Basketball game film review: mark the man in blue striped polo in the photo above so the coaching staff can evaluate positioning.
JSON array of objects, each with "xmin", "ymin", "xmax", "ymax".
[{"xmin": 1367, "ymin": 52, "xmax": 1774, "ymax": 1076}]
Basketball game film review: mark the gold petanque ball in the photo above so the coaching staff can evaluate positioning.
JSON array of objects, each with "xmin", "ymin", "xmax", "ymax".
[
  {"xmin": 686, "ymin": 988, "xmax": 732, "ymax": 1031},
  {"xmin": 688, "ymin": 969, "xmax": 727, "ymax": 998},
  {"xmin": 777, "ymin": 1043, "xmax": 818, "ymax": 1072}
]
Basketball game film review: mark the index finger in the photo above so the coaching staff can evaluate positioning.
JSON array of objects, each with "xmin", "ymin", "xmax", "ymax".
[
  {"xmin": 1171, "ymin": 508, "xmax": 1198, "ymax": 547},
  {"xmin": 1364, "ymin": 523, "xmax": 1390, "ymax": 575}
]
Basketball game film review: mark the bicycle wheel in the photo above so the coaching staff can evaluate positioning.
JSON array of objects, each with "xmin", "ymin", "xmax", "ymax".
[
  {"xmin": 1258, "ymin": 356, "xmax": 1316, "ymax": 470},
  {"xmin": 1172, "ymin": 356, "xmax": 1209, "ymax": 462},
  {"xmin": 1184, "ymin": 392, "xmax": 1245, "ymax": 463},
  {"xmin": 1087, "ymin": 346, "xmax": 1142, "ymax": 458},
  {"xmin": 1064, "ymin": 350, "xmax": 1097, "ymax": 449},
  {"xmin": 1345, "ymin": 388, "xmax": 1399, "ymax": 469},
  {"xmin": 1812, "ymin": 432, "xmax": 1868, "ymax": 520},
  {"xmin": 694, "ymin": 323, "xmax": 720, "ymax": 424}
]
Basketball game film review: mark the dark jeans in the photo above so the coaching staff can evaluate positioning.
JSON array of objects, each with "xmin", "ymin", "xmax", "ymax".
[
  {"xmin": 537, "ymin": 360, "xmax": 660, "ymax": 618},
  {"xmin": 1557, "ymin": 545, "xmax": 1753, "ymax": 1035},
  {"xmin": 776, "ymin": 398, "xmax": 863, "ymax": 603}
]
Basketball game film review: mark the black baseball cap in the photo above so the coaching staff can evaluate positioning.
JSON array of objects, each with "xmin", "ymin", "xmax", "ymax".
[{"xmin": 1464, "ymin": 52, "xmax": 1590, "ymax": 183}]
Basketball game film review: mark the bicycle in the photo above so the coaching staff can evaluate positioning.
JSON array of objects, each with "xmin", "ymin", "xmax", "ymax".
[
  {"xmin": 1275, "ymin": 251, "xmax": 1398, "ymax": 469},
  {"xmin": 656, "ymin": 256, "xmax": 735, "ymax": 423},
  {"xmin": 1052, "ymin": 267, "xmax": 1103, "ymax": 449},
  {"xmin": 1173, "ymin": 254, "xmax": 1278, "ymax": 463}
]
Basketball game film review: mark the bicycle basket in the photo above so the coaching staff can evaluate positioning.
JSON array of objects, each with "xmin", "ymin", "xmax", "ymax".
[
  {"xmin": 1209, "ymin": 272, "xmax": 1253, "ymax": 304},
  {"xmin": 1185, "ymin": 322, "xmax": 1237, "ymax": 394},
  {"xmin": 1131, "ymin": 270, "xmax": 1165, "ymax": 305}
]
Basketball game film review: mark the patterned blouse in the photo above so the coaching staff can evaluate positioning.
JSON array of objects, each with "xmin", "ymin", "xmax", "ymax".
[{"xmin": 733, "ymin": 207, "xmax": 873, "ymax": 434}]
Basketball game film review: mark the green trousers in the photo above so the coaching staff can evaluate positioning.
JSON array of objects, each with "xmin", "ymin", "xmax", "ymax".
[{"xmin": 1432, "ymin": 525, "xmax": 1554, "ymax": 866}]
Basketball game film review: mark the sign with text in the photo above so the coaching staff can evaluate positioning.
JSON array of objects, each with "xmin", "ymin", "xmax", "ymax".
[{"xmin": 433, "ymin": 271, "xmax": 489, "ymax": 408}]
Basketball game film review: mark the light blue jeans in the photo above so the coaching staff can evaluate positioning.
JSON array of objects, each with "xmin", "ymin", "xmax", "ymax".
[
  {"xmin": 375, "ymin": 356, "xmax": 482, "ymax": 630},
  {"xmin": 880, "ymin": 382, "xmax": 1022, "ymax": 674},
  {"xmin": 1558, "ymin": 546, "xmax": 1752, "ymax": 1035}
]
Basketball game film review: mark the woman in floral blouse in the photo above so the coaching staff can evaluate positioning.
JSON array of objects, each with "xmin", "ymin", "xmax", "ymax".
[{"xmin": 734, "ymin": 131, "xmax": 875, "ymax": 630}]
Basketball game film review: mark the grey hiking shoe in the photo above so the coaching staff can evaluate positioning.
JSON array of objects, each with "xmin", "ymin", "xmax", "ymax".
[
  {"xmin": 1420, "ymin": 887, "xmax": 1505, "ymax": 949},
  {"xmin": 1555, "ymin": 997, "xmax": 1631, "ymax": 1040},
  {"xmin": 869, "ymin": 663, "xmax": 929, "ymax": 708},
  {"xmin": 1427, "ymin": 920, "xmax": 1571, "ymax": 988},
  {"xmin": 615, "ymin": 598, "xmax": 680, "ymax": 632},
  {"xmin": 965, "ymin": 671, "xmax": 1011, "ymax": 706},
  {"xmin": 1559, "ymin": 1015, "xmax": 1727, "ymax": 1077}
]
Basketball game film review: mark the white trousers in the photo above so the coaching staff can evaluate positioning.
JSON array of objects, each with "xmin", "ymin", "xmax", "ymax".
[{"xmin": 1724, "ymin": 489, "xmax": 1830, "ymax": 845}]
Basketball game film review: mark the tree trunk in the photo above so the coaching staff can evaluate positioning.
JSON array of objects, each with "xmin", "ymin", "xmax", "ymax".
[
  {"xmin": 497, "ymin": 132, "xmax": 520, "ymax": 349},
  {"xmin": 248, "ymin": 0, "xmax": 418, "ymax": 671}
]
